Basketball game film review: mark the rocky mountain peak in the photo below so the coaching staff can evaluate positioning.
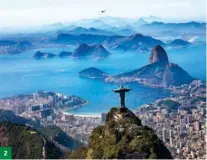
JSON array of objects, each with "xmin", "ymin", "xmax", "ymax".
[
  {"xmin": 73, "ymin": 44, "xmax": 110, "ymax": 58},
  {"xmin": 128, "ymin": 33, "xmax": 144, "ymax": 40},
  {"xmin": 149, "ymin": 45, "xmax": 169, "ymax": 64},
  {"xmin": 78, "ymin": 43, "xmax": 90, "ymax": 49},
  {"xmin": 68, "ymin": 107, "xmax": 173, "ymax": 159},
  {"xmin": 105, "ymin": 108, "xmax": 142, "ymax": 126}
]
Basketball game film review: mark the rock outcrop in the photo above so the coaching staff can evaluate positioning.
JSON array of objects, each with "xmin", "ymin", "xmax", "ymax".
[
  {"xmin": 149, "ymin": 45, "xmax": 169, "ymax": 64},
  {"xmin": 56, "ymin": 33, "xmax": 167, "ymax": 52},
  {"xmin": 72, "ymin": 44, "xmax": 111, "ymax": 59},
  {"xmin": 80, "ymin": 45, "xmax": 194, "ymax": 87},
  {"xmin": 106, "ymin": 45, "xmax": 194, "ymax": 87},
  {"xmin": 68, "ymin": 107, "xmax": 172, "ymax": 159},
  {"xmin": 33, "ymin": 51, "xmax": 56, "ymax": 59}
]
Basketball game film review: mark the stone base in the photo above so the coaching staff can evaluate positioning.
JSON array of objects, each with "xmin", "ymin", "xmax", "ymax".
[{"xmin": 120, "ymin": 107, "xmax": 127, "ymax": 112}]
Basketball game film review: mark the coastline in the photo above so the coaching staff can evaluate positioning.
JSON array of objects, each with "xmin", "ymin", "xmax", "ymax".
[
  {"xmin": 67, "ymin": 101, "xmax": 89, "ymax": 110},
  {"xmin": 66, "ymin": 112, "xmax": 101, "ymax": 118},
  {"xmin": 59, "ymin": 101, "xmax": 93, "ymax": 114},
  {"xmin": 63, "ymin": 106, "xmax": 102, "ymax": 118}
]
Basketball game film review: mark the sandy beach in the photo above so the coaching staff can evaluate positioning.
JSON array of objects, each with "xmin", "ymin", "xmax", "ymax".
[{"xmin": 63, "ymin": 111, "xmax": 101, "ymax": 117}]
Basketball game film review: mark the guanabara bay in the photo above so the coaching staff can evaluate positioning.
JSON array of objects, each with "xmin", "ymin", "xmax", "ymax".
[{"xmin": 0, "ymin": 0, "xmax": 206, "ymax": 159}]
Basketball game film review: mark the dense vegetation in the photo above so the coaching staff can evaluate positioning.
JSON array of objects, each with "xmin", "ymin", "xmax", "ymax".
[
  {"xmin": 0, "ymin": 107, "xmax": 173, "ymax": 159},
  {"xmin": 0, "ymin": 109, "xmax": 81, "ymax": 151},
  {"xmin": 38, "ymin": 125, "xmax": 83, "ymax": 149},
  {"xmin": 0, "ymin": 121, "xmax": 63, "ymax": 159},
  {"xmin": 0, "ymin": 121, "xmax": 43, "ymax": 159},
  {"xmin": 69, "ymin": 107, "xmax": 172, "ymax": 159},
  {"xmin": 158, "ymin": 99, "xmax": 181, "ymax": 111},
  {"xmin": 0, "ymin": 109, "xmax": 28, "ymax": 124},
  {"xmin": 0, "ymin": 109, "xmax": 40, "ymax": 128}
]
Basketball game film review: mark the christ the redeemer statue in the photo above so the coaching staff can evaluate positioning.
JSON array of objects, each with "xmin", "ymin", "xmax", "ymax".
[{"xmin": 112, "ymin": 85, "xmax": 132, "ymax": 108}]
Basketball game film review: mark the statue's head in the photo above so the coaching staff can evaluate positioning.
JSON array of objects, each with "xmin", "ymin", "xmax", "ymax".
[{"xmin": 120, "ymin": 85, "xmax": 124, "ymax": 89}]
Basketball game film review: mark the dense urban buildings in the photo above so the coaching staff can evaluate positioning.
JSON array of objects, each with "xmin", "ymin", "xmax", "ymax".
[
  {"xmin": 135, "ymin": 80, "xmax": 206, "ymax": 159},
  {"xmin": 0, "ymin": 80, "xmax": 206, "ymax": 159}
]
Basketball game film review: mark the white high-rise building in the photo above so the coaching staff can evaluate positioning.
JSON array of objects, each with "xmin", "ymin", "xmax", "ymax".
[
  {"xmin": 162, "ymin": 128, "xmax": 167, "ymax": 143},
  {"xmin": 170, "ymin": 137, "xmax": 173, "ymax": 147}
]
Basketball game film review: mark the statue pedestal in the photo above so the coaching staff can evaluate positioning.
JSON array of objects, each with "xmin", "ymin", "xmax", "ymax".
[{"xmin": 120, "ymin": 107, "xmax": 127, "ymax": 112}]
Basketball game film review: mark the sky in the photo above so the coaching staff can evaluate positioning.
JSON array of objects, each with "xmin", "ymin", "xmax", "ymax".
[{"xmin": 0, "ymin": 0, "xmax": 206, "ymax": 27}]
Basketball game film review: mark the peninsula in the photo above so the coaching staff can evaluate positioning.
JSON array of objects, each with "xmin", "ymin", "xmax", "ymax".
[
  {"xmin": 0, "ymin": 91, "xmax": 87, "ymax": 116},
  {"xmin": 79, "ymin": 45, "xmax": 194, "ymax": 88}
]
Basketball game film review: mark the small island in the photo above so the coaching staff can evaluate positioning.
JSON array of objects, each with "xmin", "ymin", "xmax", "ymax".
[
  {"xmin": 33, "ymin": 51, "xmax": 56, "ymax": 59},
  {"xmin": 72, "ymin": 44, "xmax": 111, "ymax": 59},
  {"xmin": 168, "ymin": 39, "xmax": 191, "ymax": 48},
  {"xmin": 79, "ymin": 67, "xmax": 109, "ymax": 79},
  {"xmin": 79, "ymin": 45, "xmax": 194, "ymax": 88},
  {"xmin": 33, "ymin": 44, "xmax": 111, "ymax": 60},
  {"xmin": 59, "ymin": 51, "xmax": 72, "ymax": 58}
]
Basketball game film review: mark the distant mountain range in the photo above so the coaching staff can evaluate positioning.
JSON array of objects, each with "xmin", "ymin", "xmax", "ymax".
[
  {"xmin": 59, "ymin": 27, "xmax": 116, "ymax": 36},
  {"xmin": 79, "ymin": 45, "xmax": 194, "ymax": 87},
  {"xmin": 59, "ymin": 26, "xmax": 138, "ymax": 37},
  {"xmin": 138, "ymin": 21, "xmax": 206, "ymax": 35},
  {"xmin": 115, "ymin": 34, "xmax": 164, "ymax": 52},
  {"xmin": 62, "ymin": 19, "xmax": 205, "ymax": 43},
  {"xmin": 0, "ymin": 17, "xmax": 205, "ymax": 55},
  {"xmin": 69, "ymin": 16, "xmax": 204, "ymax": 29},
  {"xmin": 114, "ymin": 28, "xmax": 137, "ymax": 36},
  {"xmin": 56, "ymin": 33, "xmax": 123, "ymax": 45},
  {"xmin": 0, "ymin": 40, "xmax": 33, "ymax": 54},
  {"xmin": 56, "ymin": 33, "xmax": 191, "ymax": 52},
  {"xmin": 72, "ymin": 19, "xmax": 113, "ymax": 29},
  {"xmin": 64, "ymin": 17, "xmax": 205, "ymax": 35},
  {"xmin": 0, "ymin": 40, "xmax": 17, "ymax": 46},
  {"xmin": 0, "ymin": 28, "xmax": 194, "ymax": 56},
  {"xmin": 57, "ymin": 20, "xmax": 206, "ymax": 39},
  {"xmin": 0, "ymin": 16, "xmax": 205, "ymax": 37},
  {"xmin": 168, "ymin": 39, "xmax": 191, "ymax": 47}
]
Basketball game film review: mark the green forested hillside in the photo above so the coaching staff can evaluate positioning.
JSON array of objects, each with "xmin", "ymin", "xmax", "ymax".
[
  {"xmin": 69, "ymin": 108, "xmax": 173, "ymax": 159},
  {"xmin": 38, "ymin": 125, "xmax": 83, "ymax": 149},
  {"xmin": 0, "ymin": 121, "xmax": 63, "ymax": 159}
]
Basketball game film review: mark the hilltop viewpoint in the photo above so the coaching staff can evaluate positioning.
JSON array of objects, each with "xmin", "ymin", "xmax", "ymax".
[{"xmin": 68, "ymin": 107, "xmax": 173, "ymax": 159}]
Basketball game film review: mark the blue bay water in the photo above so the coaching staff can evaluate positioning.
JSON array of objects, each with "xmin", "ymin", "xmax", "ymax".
[{"xmin": 0, "ymin": 44, "xmax": 205, "ymax": 114}]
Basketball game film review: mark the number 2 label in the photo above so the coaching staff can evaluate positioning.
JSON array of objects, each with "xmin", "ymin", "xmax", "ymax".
[
  {"xmin": 4, "ymin": 150, "xmax": 8, "ymax": 156},
  {"xmin": 0, "ymin": 147, "xmax": 12, "ymax": 159}
]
